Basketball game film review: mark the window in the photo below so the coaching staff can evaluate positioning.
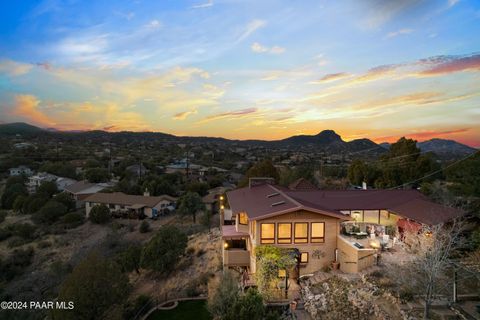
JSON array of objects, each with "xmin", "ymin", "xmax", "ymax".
[
  {"xmin": 294, "ymin": 223, "xmax": 308, "ymax": 243},
  {"xmin": 260, "ymin": 223, "xmax": 275, "ymax": 244},
  {"xmin": 311, "ymin": 222, "xmax": 325, "ymax": 243},
  {"xmin": 300, "ymin": 252, "xmax": 309, "ymax": 263},
  {"xmin": 277, "ymin": 223, "xmax": 292, "ymax": 244},
  {"xmin": 239, "ymin": 212, "xmax": 248, "ymax": 225}
]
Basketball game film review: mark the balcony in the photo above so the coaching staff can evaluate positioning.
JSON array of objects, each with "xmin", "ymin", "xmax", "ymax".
[{"xmin": 223, "ymin": 249, "xmax": 250, "ymax": 267}]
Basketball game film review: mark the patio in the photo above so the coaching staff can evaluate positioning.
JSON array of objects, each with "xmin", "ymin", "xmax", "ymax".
[{"xmin": 340, "ymin": 221, "xmax": 398, "ymax": 251}]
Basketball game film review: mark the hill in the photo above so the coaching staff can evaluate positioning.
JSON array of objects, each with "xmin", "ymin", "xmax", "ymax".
[{"xmin": 0, "ymin": 122, "xmax": 45, "ymax": 135}]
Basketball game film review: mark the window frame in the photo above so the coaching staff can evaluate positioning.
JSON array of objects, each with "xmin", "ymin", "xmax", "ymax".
[
  {"xmin": 294, "ymin": 222, "xmax": 309, "ymax": 244},
  {"xmin": 260, "ymin": 223, "xmax": 275, "ymax": 244},
  {"xmin": 310, "ymin": 222, "xmax": 325, "ymax": 243},
  {"xmin": 239, "ymin": 212, "xmax": 248, "ymax": 225},
  {"xmin": 276, "ymin": 223, "xmax": 292, "ymax": 244}
]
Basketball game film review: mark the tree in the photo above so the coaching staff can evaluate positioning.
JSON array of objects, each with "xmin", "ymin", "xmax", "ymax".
[
  {"xmin": 22, "ymin": 194, "xmax": 49, "ymax": 214},
  {"xmin": 55, "ymin": 252, "xmax": 130, "ymax": 320},
  {"xmin": 116, "ymin": 244, "xmax": 142, "ymax": 274},
  {"xmin": 445, "ymin": 151, "xmax": 480, "ymax": 197},
  {"xmin": 37, "ymin": 180, "xmax": 58, "ymax": 197},
  {"xmin": 387, "ymin": 221, "xmax": 464, "ymax": 319},
  {"xmin": 85, "ymin": 168, "xmax": 110, "ymax": 183},
  {"xmin": 177, "ymin": 191, "xmax": 205, "ymax": 223},
  {"xmin": 33, "ymin": 200, "xmax": 68, "ymax": 224},
  {"xmin": 1, "ymin": 183, "xmax": 27, "ymax": 209},
  {"xmin": 139, "ymin": 220, "xmax": 150, "ymax": 233},
  {"xmin": 233, "ymin": 288, "xmax": 265, "ymax": 320},
  {"xmin": 12, "ymin": 195, "xmax": 27, "ymax": 214},
  {"xmin": 186, "ymin": 182, "xmax": 209, "ymax": 196},
  {"xmin": 201, "ymin": 210, "xmax": 212, "ymax": 231},
  {"xmin": 89, "ymin": 204, "xmax": 111, "ymax": 224},
  {"xmin": 207, "ymin": 271, "xmax": 240, "ymax": 320},
  {"xmin": 255, "ymin": 246, "xmax": 297, "ymax": 299},
  {"xmin": 140, "ymin": 225, "xmax": 187, "ymax": 273},
  {"xmin": 240, "ymin": 159, "xmax": 279, "ymax": 186},
  {"xmin": 54, "ymin": 192, "xmax": 75, "ymax": 211}
]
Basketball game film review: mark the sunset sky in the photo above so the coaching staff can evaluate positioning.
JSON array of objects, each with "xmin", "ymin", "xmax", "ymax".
[{"xmin": 0, "ymin": 0, "xmax": 479, "ymax": 146}]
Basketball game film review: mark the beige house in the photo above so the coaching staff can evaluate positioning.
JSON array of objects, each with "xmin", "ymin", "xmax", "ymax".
[
  {"xmin": 85, "ymin": 192, "xmax": 177, "ymax": 219},
  {"xmin": 223, "ymin": 178, "xmax": 462, "ymax": 278}
]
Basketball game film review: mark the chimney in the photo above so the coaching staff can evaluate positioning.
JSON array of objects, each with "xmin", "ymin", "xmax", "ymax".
[
  {"xmin": 362, "ymin": 182, "xmax": 367, "ymax": 190},
  {"xmin": 143, "ymin": 188, "xmax": 150, "ymax": 197}
]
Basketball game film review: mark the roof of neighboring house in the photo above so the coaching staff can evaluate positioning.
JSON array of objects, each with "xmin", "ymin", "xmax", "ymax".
[
  {"xmin": 64, "ymin": 180, "xmax": 99, "ymax": 194},
  {"xmin": 227, "ymin": 183, "xmax": 463, "ymax": 224},
  {"xmin": 84, "ymin": 192, "xmax": 176, "ymax": 207}
]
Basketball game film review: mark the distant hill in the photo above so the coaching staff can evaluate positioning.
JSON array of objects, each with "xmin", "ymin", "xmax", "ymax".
[
  {"xmin": 0, "ymin": 122, "xmax": 45, "ymax": 135},
  {"xmin": 0, "ymin": 122, "xmax": 475, "ymax": 158},
  {"xmin": 417, "ymin": 138, "xmax": 476, "ymax": 158}
]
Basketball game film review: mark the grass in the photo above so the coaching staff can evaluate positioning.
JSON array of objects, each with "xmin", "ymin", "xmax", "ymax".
[{"xmin": 147, "ymin": 300, "xmax": 211, "ymax": 320}]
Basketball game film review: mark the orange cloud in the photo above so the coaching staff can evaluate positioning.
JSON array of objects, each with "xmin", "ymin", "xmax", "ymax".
[
  {"xmin": 311, "ymin": 72, "xmax": 351, "ymax": 84},
  {"xmin": 202, "ymin": 107, "xmax": 258, "ymax": 122},
  {"xmin": 12, "ymin": 94, "xmax": 54, "ymax": 126},
  {"xmin": 173, "ymin": 109, "xmax": 197, "ymax": 120}
]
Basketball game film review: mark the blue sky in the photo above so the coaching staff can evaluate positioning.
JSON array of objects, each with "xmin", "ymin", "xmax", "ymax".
[{"xmin": 0, "ymin": 0, "xmax": 479, "ymax": 145}]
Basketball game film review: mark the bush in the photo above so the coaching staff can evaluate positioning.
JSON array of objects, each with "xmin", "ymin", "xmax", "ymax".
[
  {"xmin": 139, "ymin": 221, "xmax": 150, "ymax": 233},
  {"xmin": 0, "ymin": 247, "xmax": 35, "ymax": 281},
  {"xmin": 0, "ymin": 228, "xmax": 12, "ymax": 241},
  {"xmin": 89, "ymin": 204, "xmax": 111, "ymax": 224},
  {"xmin": 54, "ymin": 192, "xmax": 75, "ymax": 211},
  {"xmin": 0, "ymin": 210, "xmax": 7, "ymax": 224},
  {"xmin": 33, "ymin": 200, "xmax": 68, "ymax": 224},
  {"xmin": 37, "ymin": 240, "xmax": 52, "ymax": 249},
  {"xmin": 7, "ymin": 222, "xmax": 37, "ymax": 240},
  {"xmin": 399, "ymin": 287, "xmax": 415, "ymax": 302},
  {"xmin": 123, "ymin": 295, "xmax": 152, "ymax": 319},
  {"xmin": 60, "ymin": 212, "xmax": 85, "ymax": 229}
]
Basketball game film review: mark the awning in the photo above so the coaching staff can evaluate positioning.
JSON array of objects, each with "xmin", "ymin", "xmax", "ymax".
[{"xmin": 222, "ymin": 225, "xmax": 249, "ymax": 239}]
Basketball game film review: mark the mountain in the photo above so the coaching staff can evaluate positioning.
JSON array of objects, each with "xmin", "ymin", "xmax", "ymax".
[
  {"xmin": 276, "ymin": 130, "xmax": 345, "ymax": 150},
  {"xmin": 417, "ymin": 138, "xmax": 477, "ymax": 158},
  {"xmin": 0, "ymin": 122, "xmax": 45, "ymax": 135},
  {"xmin": 347, "ymin": 138, "xmax": 386, "ymax": 154}
]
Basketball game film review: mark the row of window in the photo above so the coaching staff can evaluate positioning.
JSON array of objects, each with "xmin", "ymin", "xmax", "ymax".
[{"xmin": 260, "ymin": 222, "xmax": 325, "ymax": 244}]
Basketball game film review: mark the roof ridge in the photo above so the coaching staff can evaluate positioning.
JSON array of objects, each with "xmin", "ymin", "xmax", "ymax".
[{"xmin": 269, "ymin": 184, "xmax": 303, "ymax": 208}]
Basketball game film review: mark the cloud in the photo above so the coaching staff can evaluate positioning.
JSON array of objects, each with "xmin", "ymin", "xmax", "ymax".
[
  {"xmin": 145, "ymin": 20, "xmax": 161, "ymax": 29},
  {"xmin": 448, "ymin": 0, "xmax": 460, "ymax": 8},
  {"xmin": 11, "ymin": 95, "xmax": 54, "ymax": 126},
  {"xmin": 351, "ymin": 64, "xmax": 400, "ymax": 83},
  {"xmin": 385, "ymin": 28, "xmax": 413, "ymax": 39},
  {"xmin": 173, "ymin": 110, "xmax": 197, "ymax": 120},
  {"xmin": 0, "ymin": 60, "xmax": 33, "ymax": 76},
  {"xmin": 202, "ymin": 107, "xmax": 258, "ymax": 122},
  {"xmin": 191, "ymin": 0, "xmax": 213, "ymax": 9},
  {"xmin": 375, "ymin": 128, "xmax": 470, "ymax": 142},
  {"xmin": 237, "ymin": 20, "xmax": 266, "ymax": 42},
  {"xmin": 417, "ymin": 53, "xmax": 480, "ymax": 76},
  {"xmin": 310, "ymin": 72, "xmax": 351, "ymax": 84},
  {"xmin": 251, "ymin": 42, "xmax": 285, "ymax": 54}
]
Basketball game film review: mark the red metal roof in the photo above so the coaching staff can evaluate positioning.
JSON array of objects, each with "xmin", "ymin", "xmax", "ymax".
[{"xmin": 227, "ymin": 184, "xmax": 463, "ymax": 225}]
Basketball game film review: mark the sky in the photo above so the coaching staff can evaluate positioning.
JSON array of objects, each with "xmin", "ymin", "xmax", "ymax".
[{"xmin": 0, "ymin": 0, "xmax": 479, "ymax": 146}]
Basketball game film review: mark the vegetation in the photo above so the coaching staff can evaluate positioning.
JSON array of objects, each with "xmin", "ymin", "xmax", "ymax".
[
  {"xmin": 177, "ymin": 191, "xmax": 205, "ymax": 223},
  {"xmin": 240, "ymin": 159, "xmax": 279, "ymax": 186},
  {"xmin": 207, "ymin": 271, "xmax": 240, "ymax": 320},
  {"xmin": 148, "ymin": 300, "xmax": 211, "ymax": 320},
  {"xmin": 89, "ymin": 204, "xmax": 111, "ymax": 224},
  {"xmin": 85, "ymin": 167, "xmax": 110, "ymax": 183},
  {"xmin": 116, "ymin": 244, "xmax": 142, "ymax": 274},
  {"xmin": 139, "ymin": 220, "xmax": 151, "ymax": 233},
  {"xmin": 55, "ymin": 252, "xmax": 130, "ymax": 320},
  {"xmin": 140, "ymin": 225, "xmax": 187, "ymax": 273},
  {"xmin": 33, "ymin": 200, "xmax": 68, "ymax": 224}
]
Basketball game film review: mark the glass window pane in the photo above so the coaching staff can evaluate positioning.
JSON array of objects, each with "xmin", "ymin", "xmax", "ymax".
[
  {"xmin": 294, "ymin": 223, "xmax": 308, "ymax": 243},
  {"xmin": 311, "ymin": 222, "xmax": 324, "ymax": 243},
  {"xmin": 277, "ymin": 223, "xmax": 292, "ymax": 243},
  {"xmin": 300, "ymin": 252, "xmax": 308, "ymax": 263},
  {"xmin": 261, "ymin": 223, "xmax": 275, "ymax": 244}
]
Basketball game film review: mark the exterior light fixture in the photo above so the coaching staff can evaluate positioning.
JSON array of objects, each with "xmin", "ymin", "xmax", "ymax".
[
  {"xmin": 224, "ymin": 242, "xmax": 229, "ymax": 249},
  {"xmin": 278, "ymin": 269, "xmax": 286, "ymax": 278},
  {"xmin": 220, "ymin": 195, "xmax": 224, "ymax": 201},
  {"xmin": 220, "ymin": 205, "xmax": 225, "ymax": 210}
]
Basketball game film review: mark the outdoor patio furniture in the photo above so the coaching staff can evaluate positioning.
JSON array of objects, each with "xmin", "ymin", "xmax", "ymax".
[{"xmin": 354, "ymin": 232, "xmax": 368, "ymax": 239}]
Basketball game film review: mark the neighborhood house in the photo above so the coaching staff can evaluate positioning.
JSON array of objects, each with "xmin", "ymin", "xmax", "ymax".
[{"xmin": 85, "ymin": 192, "xmax": 177, "ymax": 219}]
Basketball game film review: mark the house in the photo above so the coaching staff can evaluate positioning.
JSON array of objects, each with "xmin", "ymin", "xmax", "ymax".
[
  {"xmin": 55, "ymin": 177, "xmax": 78, "ymax": 191},
  {"xmin": 84, "ymin": 192, "xmax": 177, "ymax": 218},
  {"xmin": 27, "ymin": 172, "xmax": 58, "ymax": 193},
  {"xmin": 63, "ymin": 180, "xmax": 110, "ymax": 208},
  {"xmin": 222, "ymin": 178, "xmax": 463, "ymax": 278},
  {"xmin": 9, "ymin": 166, "xmax": 33, "ymax": 176}
]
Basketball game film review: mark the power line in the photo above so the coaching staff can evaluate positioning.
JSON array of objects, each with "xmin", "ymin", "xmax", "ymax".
[{"xmin": 388, "ymin": 150, "xmax": 478, "ymax": 190}]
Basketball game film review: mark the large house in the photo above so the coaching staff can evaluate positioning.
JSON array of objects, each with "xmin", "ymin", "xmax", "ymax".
[
  {"xmin": 84, "ymin": 192, "xmax": 177, "ymax": 219},
  {"xmin": 223, "ymin": 178, "xmax": 463, "ymax": 277},
  {"xmin": 63, "ymin": 180, "xmax": 109, "ymax": 208}
]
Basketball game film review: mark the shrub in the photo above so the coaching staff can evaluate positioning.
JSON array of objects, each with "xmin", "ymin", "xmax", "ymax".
[
  {"xmin": 399, "ymin": 287, "xmax": 415, "ymax": 302},
  {"xmin": 0, "ymin": 210, "xmax": 8, "ymax": 223},
  {"xmin": 54, "ymin": 192, "xmax": 75, "ymax": 211},
  {"xmin": 33, "ymin": 200, "xmax": 68, "ymax": 224},
  {"xmin": 123, "ymin": 295, "xmax": 152, "ymax": 319},
  {"xmin": 139, "ymin": 221, "xmax": 150, "ymax": 233},
  {"xmin": 140, "ymin": 225, "xmax": 187, "ymax": 273},
  {"xmin": 0, "ymin": 247, "xmax": 35, "ymax": 281},
  {"xmin": 196, "ymin": 248, "xmax": 206, "ymax": 257},
  {"xmin": 0, "ymin": 228, "xmax": 12, "ymax": 241},
  {"xmin": 186, "ymin": 247, "xmax": 195, "ymax": 255},
  {"xmin": 37, "ymin": 240, "xmax": 52, "ymax": 249},
  {"xmin": 89, "ymin": 204, "xmax": 111, "ymax": 224},
  {"xmin": 60, "ymin": 212, "xmax": 85, "ymax": 229},
  {"xmin": 7, "ymin": 222, "xmax": 37, "ymax": 240}
]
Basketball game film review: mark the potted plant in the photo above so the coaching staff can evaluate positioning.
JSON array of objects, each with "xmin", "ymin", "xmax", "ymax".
[{"xmin": 331, "ymin": 260, "xmax": 340, "ymax": 270}]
